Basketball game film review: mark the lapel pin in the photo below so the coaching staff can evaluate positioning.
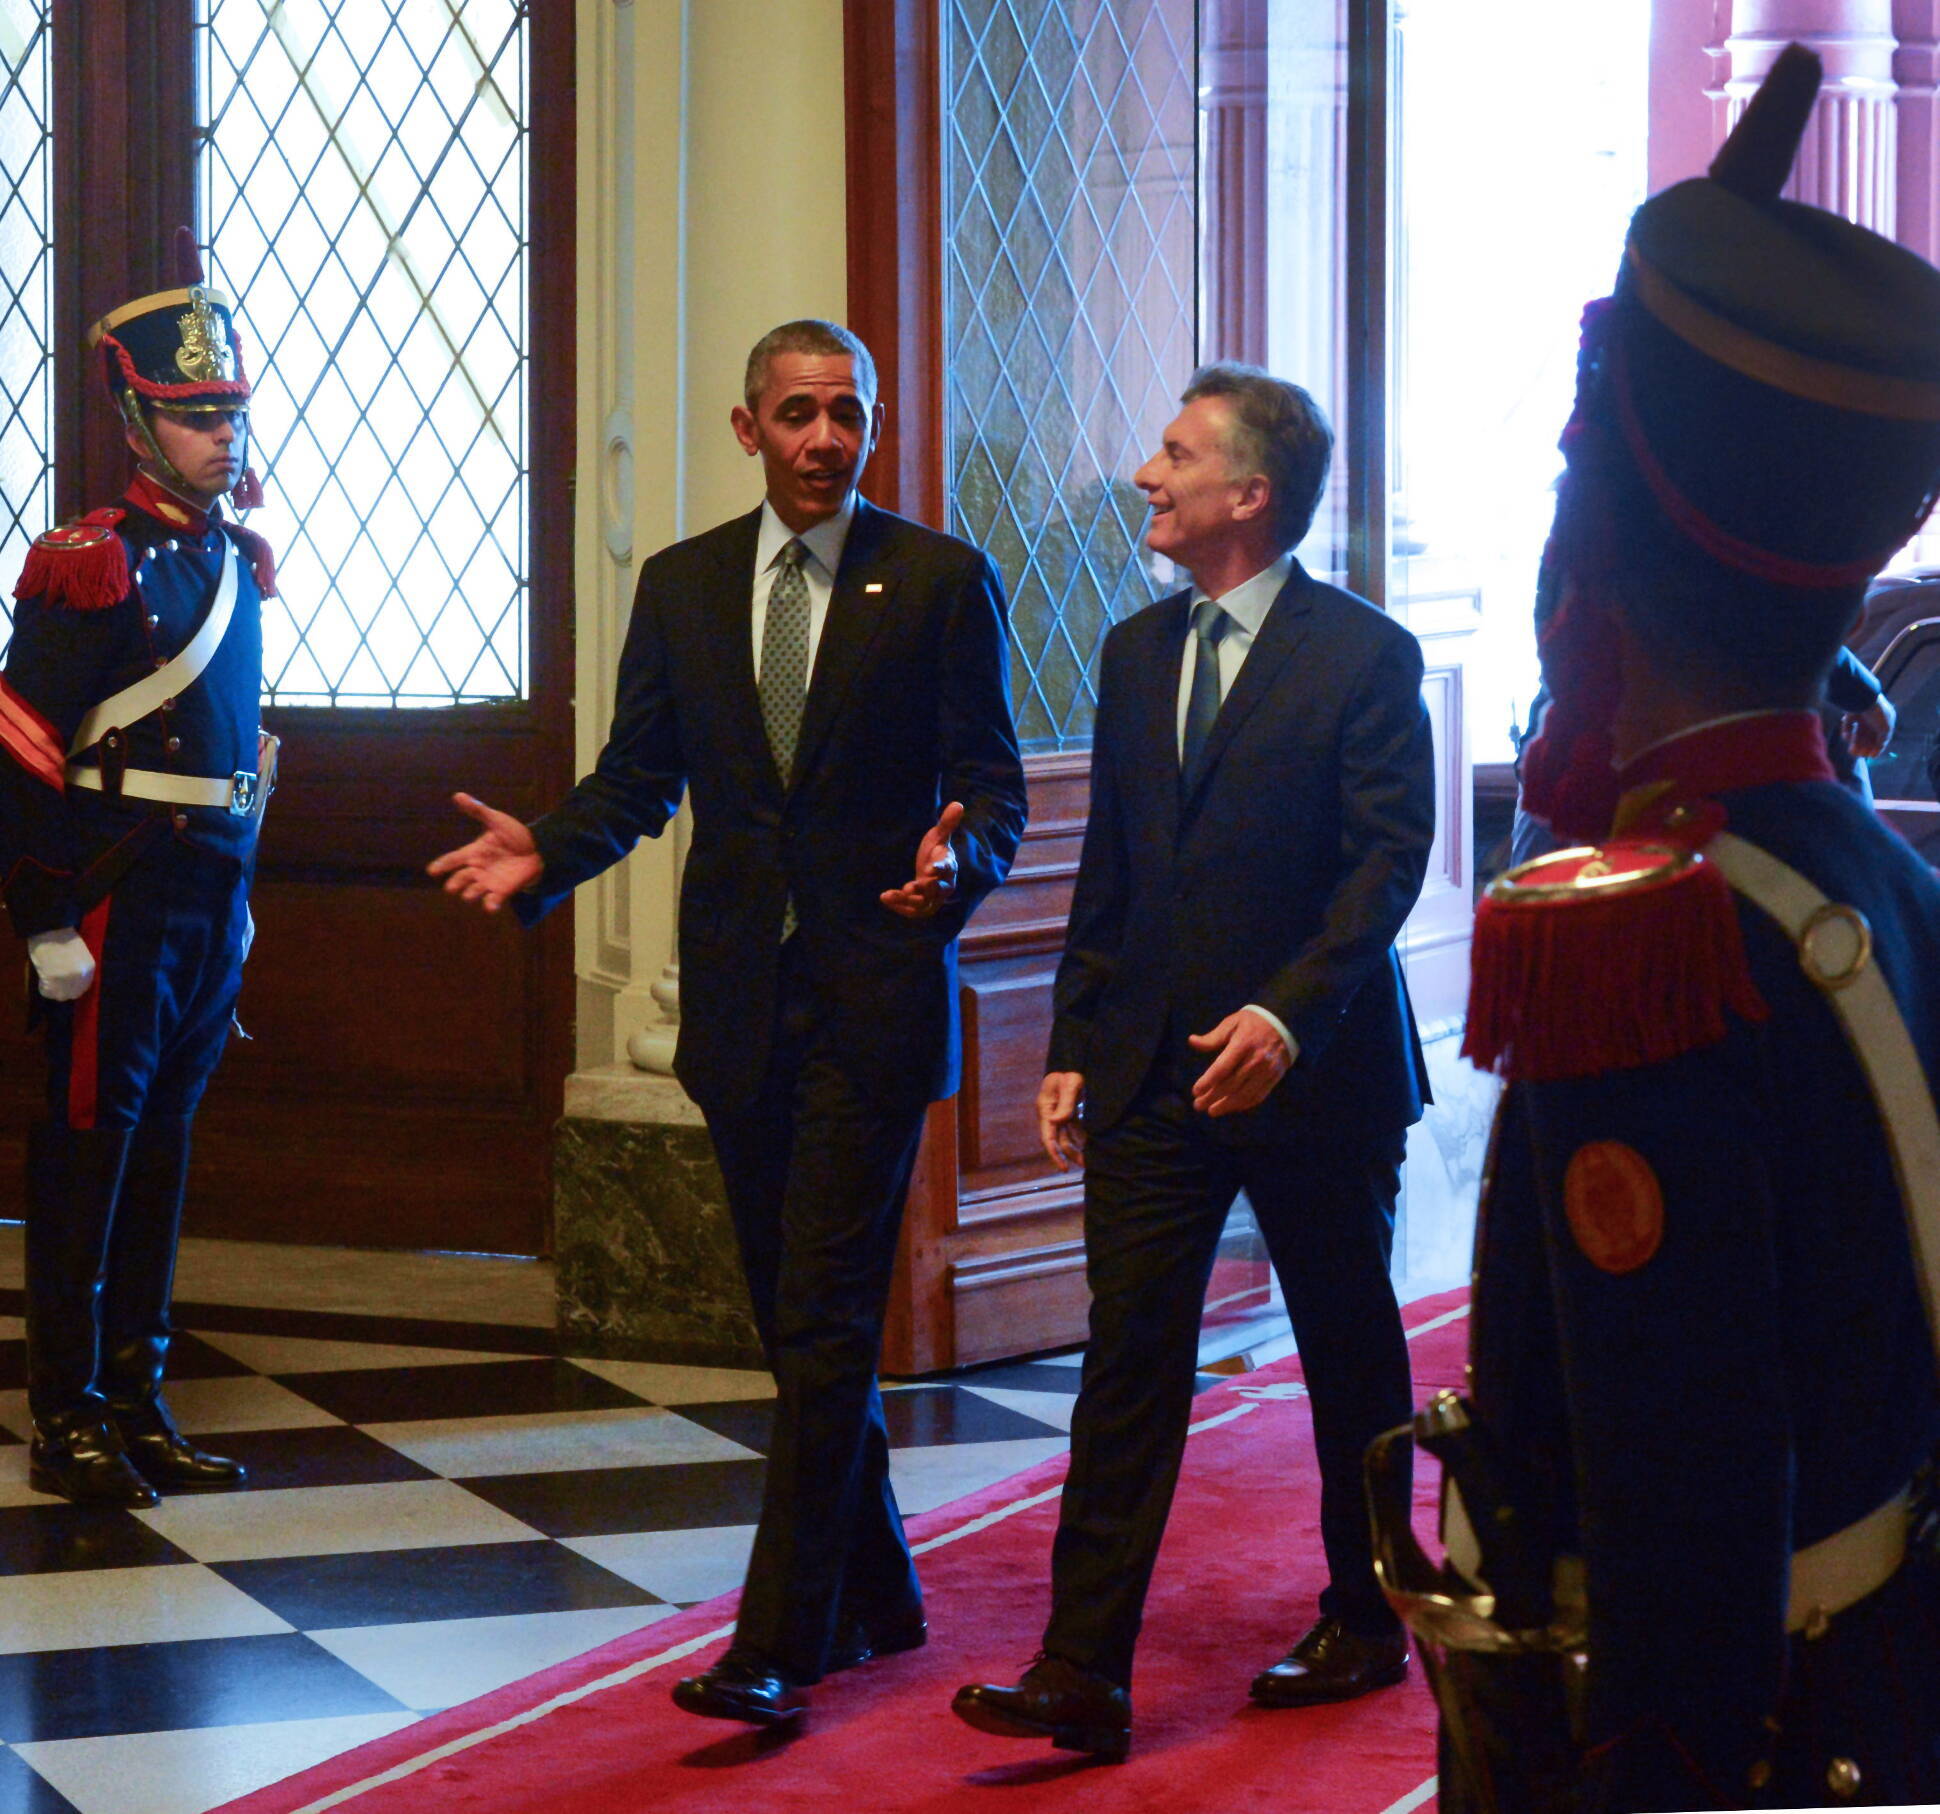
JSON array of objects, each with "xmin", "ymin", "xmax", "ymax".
[{"xmin": 864, "ymin": 581, "xmax": 884, "ymax": 593}]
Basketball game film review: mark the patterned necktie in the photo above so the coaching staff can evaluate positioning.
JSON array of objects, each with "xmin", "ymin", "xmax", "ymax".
[
  {"xmin": 759, "ymin": 538, "xmax": 810, "ymax": 782},
  {"xmin": 1181, "ymin": 598, "xmax": 1229, "ymax": 787}
]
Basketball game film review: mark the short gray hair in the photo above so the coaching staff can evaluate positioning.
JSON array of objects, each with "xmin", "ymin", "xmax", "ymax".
[
  {"xmin": 743, "ymin": 320, "xmax": 878, "ymax": 409},
  {"xmin": 1181, "ymin": 363, "xmax": 1333, "ymax": 551}
]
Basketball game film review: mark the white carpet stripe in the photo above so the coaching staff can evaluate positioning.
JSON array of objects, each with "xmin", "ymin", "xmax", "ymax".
[
  {"xmin": 1405, "ymin": 1304, "xmax": 1470, "ymax": 1341},
  {"xmin": 1377, "ymin": 1774, "xmax": 1438, "ymax": 1814}
]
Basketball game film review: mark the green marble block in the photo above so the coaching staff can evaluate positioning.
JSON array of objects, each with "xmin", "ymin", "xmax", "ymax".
[{"xmin": 553, "ymin": 1069, "xmax": 764, "ymax": 1368}]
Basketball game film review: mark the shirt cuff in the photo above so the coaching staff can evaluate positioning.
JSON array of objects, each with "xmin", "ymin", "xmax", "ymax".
[{"xmin": 1242, "ymin": 1004, "xmax": 1298, "ymax": 1063}]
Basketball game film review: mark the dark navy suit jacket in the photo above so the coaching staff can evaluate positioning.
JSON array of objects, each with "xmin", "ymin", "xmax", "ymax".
[
  {"xmin": 521, "ymin": 498, "xmax": 1027, "ymax": 1115},
  {"xmin": 1049, "ymin": 560, "xmax": 1435, "ymax": 1143}
]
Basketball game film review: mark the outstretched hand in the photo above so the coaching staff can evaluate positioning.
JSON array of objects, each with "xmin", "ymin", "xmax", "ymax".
[
  {"xmin": 427, "ymin": 792, "xmax": 543, "ymax": 913},
  {"xmin": 881, "ymin": 800, "xmax": 965, "ymax": 919}
]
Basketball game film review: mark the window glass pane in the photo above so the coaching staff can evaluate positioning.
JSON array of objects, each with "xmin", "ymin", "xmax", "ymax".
[
  {"xmin": 1391, "ymin": 0, "xmax": 1648, "ymax": 760},
  {"xmin": 0, "ymin": 0, "xmax": 51, "ymax": 649},
  {"xmin": 197, "ymin": 0, "xmax": 528, "ymax": 707},
  {"xmin": 943, "ymin": 0, "xmax": 1197, "ymax": 752}
]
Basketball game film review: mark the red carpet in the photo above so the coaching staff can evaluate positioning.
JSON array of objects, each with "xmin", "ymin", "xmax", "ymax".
[{"xmin": 217, "ymin": 1290, "xmax": 1468, "ymax": 1814}]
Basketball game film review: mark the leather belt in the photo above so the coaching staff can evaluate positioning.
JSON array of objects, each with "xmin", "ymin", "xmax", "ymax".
[
  {"xmin": 1785, "ymin": 1489, "xmax": 1908, "ymax": 1635},
  {"xmin": 68, "ymin": 763, "xmax": 258, "ymax": 815}
]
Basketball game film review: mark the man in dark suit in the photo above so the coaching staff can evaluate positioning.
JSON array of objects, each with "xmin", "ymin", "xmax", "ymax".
[
  {"xmin": 954, "ymin": 365, "xmax": 1436, "ymax": 1760},
  {"xmin": 430, "ymin": 320, "xmax": 1026, "ymax": 1727}
]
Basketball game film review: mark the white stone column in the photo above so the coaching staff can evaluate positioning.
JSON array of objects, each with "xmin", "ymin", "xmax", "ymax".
[
  {"xmin": 573, "ymin": 0, "xmax": 848, "ymax": 1078},
  {"xmin": 1715, "ymin": 1, "xmax": 1900, "ymax": 232}
]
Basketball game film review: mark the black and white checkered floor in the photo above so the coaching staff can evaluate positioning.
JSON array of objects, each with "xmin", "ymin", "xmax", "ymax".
[{"xmin": 0, "ymin": 1286, "xmax": 1216, "ymax": 1814}]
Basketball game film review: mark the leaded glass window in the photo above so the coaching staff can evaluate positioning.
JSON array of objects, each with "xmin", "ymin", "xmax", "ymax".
[
  {"xmin": 944, "ymin": 0, "xmax": 1197, "ymax": 751},
  {"xmin": 0, "ymin": 0, "xmax": 51, "ymax": 645},
  {"xmin": 197, "ymin": 0, "xmax": 528, "ymax": 707}
]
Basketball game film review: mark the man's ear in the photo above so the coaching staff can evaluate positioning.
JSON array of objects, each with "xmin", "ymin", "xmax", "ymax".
[
  {"xmin": 1231, "ymin": 473, "xmax": 1271, "ymax": 524},
  {"xmin": 730, "ymin": 403, "xmax": 760, "ymax": 457},
  {"xmin": 124, "ymin": 422, "xmax": 149, "ymax": 462}
]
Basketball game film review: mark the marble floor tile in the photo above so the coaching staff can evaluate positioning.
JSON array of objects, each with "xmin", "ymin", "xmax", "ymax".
[
  {"xmin": 193, "ymin": 1330, "xmax": 534, "ymax": 1375},
  {"xmin": 361, "ymin": 1405, "xmax": 761, "ymax": 1479},
  {"xmin": 146, "ymin": 1375, "xmax": 348, "ymax": 1436},
  {"xmin": 135, "ymin": 1480, "xmax": 544, "ymax": 1564},
  {"xmin": 0, "ymin": 1504, "xmax": 192, "ymax": 1577},
  {"xmin": 308, "ymin": 1602, "xmax": 685, "ymax": 1711},
  {"xmin": 0, "ymin": 1565, "xmax": 289, "ymax": 1656},
  {"xmin": 184, "ymin": 1425, "xmax": 438, "ymax": 1493},
  {"xmin": 276, "ymin": 1359, "xmax": 647, "ymax": 1427},
  {"xmin": 0, "ymin": 1450, "xmax": 62, "ymax": 1510},
  {"xmin": 566, "ymin": 1356, "xmax": 776, "ymax": 1404},
  {"xmin": 0, "ymin": 1745, "xmax": 81, "ymax": 1813},
  {"xmin": 887, "ymin": 1437, "xmax": 1069, "ymax": 1516},
  {"xmin": 562, "ymin": 1523, "xmax": 757, "ymax": 1607},
  {"xmin": 958, "ymin": 1384, "xmax": 1079, "ymax": 1433},
  {"xmin": 214, "ymin": 1539, "xmax": 660, "ymax": 1630},
  {"xmin": 462, "ymin": 1457, "xmax": 768, "ymax": 1540},
  {"xmin": 13, "ymin": 1710, "xmax": 423, "ymax": 1814}
]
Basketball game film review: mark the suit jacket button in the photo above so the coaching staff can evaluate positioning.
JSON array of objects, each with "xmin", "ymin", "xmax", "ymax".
[
  {"xmin": 146, "ymin": 614, "xmax": 160, "ymax": 629},
  {"xmin": 171, "ymin": 812, "xmax": 189, "ymax": 831},
  {"xmin": 166, "ymin": 736, "xmax": 182, "ymax": 753}
]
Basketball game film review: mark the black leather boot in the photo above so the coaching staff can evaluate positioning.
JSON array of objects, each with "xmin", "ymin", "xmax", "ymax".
[
  {"xmin": 25, "ymin": 1123, "xmax": 130, "ymax": 1432},
  {"xmin": 28, "ymin": 1407, "xmax": 158, "ymax": 1509},
  {"xmin": 101, "ymin": 1117, "xmax": 245, "ymax": 1489}
]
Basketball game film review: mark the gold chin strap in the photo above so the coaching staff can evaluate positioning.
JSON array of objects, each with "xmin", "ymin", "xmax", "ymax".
[{"xmin": 118, "ymin": 391, "xmax": 247, "ymax": 506}]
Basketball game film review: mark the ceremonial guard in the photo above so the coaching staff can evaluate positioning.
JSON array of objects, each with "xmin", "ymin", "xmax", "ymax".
[
  {"xmin": 0, "ymin": 239, "xmax": 276, "ymax": 1508},
  {"xmin": 1368, "ymin": 49, "xmax": 1940, "ymax": 1811}
]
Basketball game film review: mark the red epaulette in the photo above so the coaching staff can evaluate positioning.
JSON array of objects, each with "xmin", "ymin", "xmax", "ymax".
[
  {"xmin": 1461, "ymin": 806, "xmax": 1769, "ymax": 1083},
  {"xmin": 220, "ymin": 520, "xmax": 278, "ymax": 599},
  {"xmin": 12, "ymin": 509, "xmax": 130, "ymax": 612}
]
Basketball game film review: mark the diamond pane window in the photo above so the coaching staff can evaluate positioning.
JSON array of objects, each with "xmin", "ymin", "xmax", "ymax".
[
  {"xmin": 0, "ymin": 0, "xmax": 51, "ymax": 650},
  {"xmin": 944, "ymin": 0, "xmax": 1197, "ymax": 751},
  {"xmin": 197, "ymin": 0, "xmax": 528, "ymax": 706}
]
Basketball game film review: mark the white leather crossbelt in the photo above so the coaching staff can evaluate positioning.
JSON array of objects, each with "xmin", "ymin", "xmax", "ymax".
[
  {"xmin": 66, "ymin": 765, "xmax": 252, "ymax": 811},
  {"xmin": 69, "ymin": 541, "xmax": 239, "ymax": 758}
]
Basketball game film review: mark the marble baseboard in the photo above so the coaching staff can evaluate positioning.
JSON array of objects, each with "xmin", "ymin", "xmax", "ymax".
[{"xmin": 553, "ymin": 1068, "xmax": 764, "ymax": 1370}]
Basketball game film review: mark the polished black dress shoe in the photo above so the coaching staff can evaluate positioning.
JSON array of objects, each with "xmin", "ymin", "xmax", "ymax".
[
  {"xmin": 671, "ymin": 1649, "xmax": 807, "ymax": 1726},
  {"xmin": 828, "ymin": 1610, "xmax": 929, "ymax": 1673},
  {"xmin": 952, "ymin": 1654, "xmax": 1131, "ymax": 1762},
  {"xmin": 1250, "ymin": 1616, "xmax": 1408, "ymax": 1707},
  {"xmin": 113, "ymin": 1399, "xmax": 247, "ymax": 1488},
  {"xmin": 29, "ymin": 1420, "xmax": 160, "ymax": 1509}
]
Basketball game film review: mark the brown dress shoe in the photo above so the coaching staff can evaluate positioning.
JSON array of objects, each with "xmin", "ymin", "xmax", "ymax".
[
  {"xmin": 1250, "ymin": 1616, "xmax": 1408, "ymax": 1707},
  {"xmin": 952, "ymin": 1654, "xmax": 1131, "ymax": 1761},
  {"xmin": 671, "ymin": 1648, "xmax": 807, "ymax": 1726}
]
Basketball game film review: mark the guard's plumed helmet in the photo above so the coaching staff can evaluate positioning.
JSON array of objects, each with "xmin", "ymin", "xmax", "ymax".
[
  {"xmin": 1523, "ymin": 43, "xmax": 1940, "ymax": 839},
  {"xmin": 85, "ymin": 228, "xmax": 251, "ymax": 418}
]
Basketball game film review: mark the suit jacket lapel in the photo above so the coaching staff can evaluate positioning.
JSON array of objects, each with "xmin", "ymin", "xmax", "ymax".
[
  {"xmin": 1180, "ymin": 565, "xmax": 1316, "ymax": 817},
  {"xmin": 790, "ymin": 497, "xmax": 896, "ymax": 788},
  {"xmin": 1139, "ymin": 593, "xmax": 1192, "ymax": 849},
  {"xmin": 713, "ymin": 508, "xmax": 777, "ymax": 793}
]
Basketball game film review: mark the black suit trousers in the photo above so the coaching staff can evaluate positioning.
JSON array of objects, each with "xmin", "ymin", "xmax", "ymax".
[
  {"xmin": 1044, "ymin": 1055, "xmax": 1412, "ymax": 1688},
  {"xmin": 700, "ymin": 937, "xmax": 927, "ymax": 1682}
]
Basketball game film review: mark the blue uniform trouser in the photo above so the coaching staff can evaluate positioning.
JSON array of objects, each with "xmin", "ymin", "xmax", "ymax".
[{"xmin": 27, "ymin": 839, "xmax": 248, "ymax": 1431}]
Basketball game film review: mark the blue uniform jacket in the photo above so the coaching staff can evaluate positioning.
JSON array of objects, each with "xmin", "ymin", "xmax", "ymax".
[
  {"xmin": 1471, "ymin": 770, "xmax": 1940, "ymax": 1805},
  {"xmin": 1, "ymin": 490, "xmax": 266, "ymax": 937}
]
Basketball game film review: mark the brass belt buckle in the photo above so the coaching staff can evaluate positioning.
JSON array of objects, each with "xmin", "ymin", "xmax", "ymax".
[{"xmin": 229, "ymin": 769, "xmax": 258, "ymax": 817}]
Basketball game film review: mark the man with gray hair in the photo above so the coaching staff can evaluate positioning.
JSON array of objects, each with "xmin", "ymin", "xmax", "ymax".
[
  {"xmin": 433, "ymin": 319, "xmax": 1025, "ymax": 1728},
  {"xmin": 953, "ymin": 364, "xmax": 1435, "ymax": 1759}
]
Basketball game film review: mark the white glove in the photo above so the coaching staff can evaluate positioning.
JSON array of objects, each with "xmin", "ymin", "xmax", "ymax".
[
  {"xmin": 27, "ymin": 929, "xmax": 95, "ymax": 1002},
  {"xmin": 241, "ymin": 905, "xmax": 255, "ymax": 964}
]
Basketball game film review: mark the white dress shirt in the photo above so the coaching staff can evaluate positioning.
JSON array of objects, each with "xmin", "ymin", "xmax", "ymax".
[
  {"xmin": 1175, "ymin": 551, "xmax": 1299, "ymax": 1062},
  {"xmin": 752, "ymin": 496, "xmax": 854, "ymax": 680}
]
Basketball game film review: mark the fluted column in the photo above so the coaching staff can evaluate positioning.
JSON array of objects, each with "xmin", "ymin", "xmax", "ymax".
[
  {"xmin": 1202, "ymin": 0, "xmax": 1268, "ymax": 365},
  {"xmin": 1715, "ymin": 2, "xmax": 1899, "ymax": 232},
  {"xmin": 574, "ymin": 0, "xmax": 848, "ymax": 1076},
  {"xmin": 1896, "ymin": 2, "xmax": 1940, "ymax": 261}
]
